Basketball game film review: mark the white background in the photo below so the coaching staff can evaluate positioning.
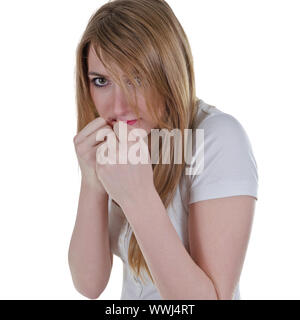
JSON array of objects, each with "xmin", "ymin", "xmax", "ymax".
[{"xmin": 0, "ymin": 0, "xmax": 299, "ymax": 299}]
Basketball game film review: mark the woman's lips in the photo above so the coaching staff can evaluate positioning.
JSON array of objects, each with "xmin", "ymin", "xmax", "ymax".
[
  {"xmin": 126, "ymin": 119, "xmax": 138, "ymax": 125},
  {"xmin": 108, "ymin": 118, "xmax": 140, "ymax": 127}
]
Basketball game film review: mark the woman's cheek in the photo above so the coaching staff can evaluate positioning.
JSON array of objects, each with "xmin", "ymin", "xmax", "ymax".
[
  {"xmin": 90, "ymin": 88, "xmax": 103, "ymax": 114},
  {"xmin": 90, "ymin": 85, "xmax": 97, "ymax": 102}
]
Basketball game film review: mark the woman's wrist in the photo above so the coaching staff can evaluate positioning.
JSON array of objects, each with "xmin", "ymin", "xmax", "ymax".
[
  {"xmin": 120, "ymin": 183, "xmax": 158, "ymax": 213},
  {"xmin": 81, "ymin": 175, "xmax": 107, "ymax": 197}
]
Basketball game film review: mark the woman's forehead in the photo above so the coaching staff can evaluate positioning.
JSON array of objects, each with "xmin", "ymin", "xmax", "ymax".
[{"xmin": 88, "ymin": 45, "xmax": 130, "ymax": 79}]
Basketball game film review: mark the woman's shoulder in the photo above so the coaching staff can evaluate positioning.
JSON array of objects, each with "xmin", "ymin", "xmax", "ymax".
[
  {"xmin": 195, "ymin": 99, "xmax": 243, "ymax": 128},
  {"xmin": 185, "ymin": 99, "xmax": 259, "ymax": 203},
  {"xmin": 193, "ymin": 99, "xmax": 253, "ymax": 150}
]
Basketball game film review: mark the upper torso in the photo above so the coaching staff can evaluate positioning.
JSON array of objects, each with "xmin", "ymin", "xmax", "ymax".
[{"xmin": 108, "ymin": 98, "xmax": 258, "ymax": 299}]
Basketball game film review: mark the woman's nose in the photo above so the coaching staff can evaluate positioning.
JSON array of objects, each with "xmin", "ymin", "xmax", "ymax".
[{"xmin": 110, "ymin": 85, "xmax": 133, "ymax": 118}]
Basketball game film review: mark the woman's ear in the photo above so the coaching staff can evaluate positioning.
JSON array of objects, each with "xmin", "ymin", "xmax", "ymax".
[
  {"xmin": 94, "ymin": 108, "xmax": 100, "ymax": 118},
  {"xmin": 159, "ymin": 103, "xmax": 169, "ymax": 124}
]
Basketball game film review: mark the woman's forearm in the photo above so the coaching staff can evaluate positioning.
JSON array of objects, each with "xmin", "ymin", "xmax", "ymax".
[
  {"xmin": 68, "ymin": 179, "xmax": 112, "ymax": 299},
  {"xmin": 121, "ymin": 188, "xmax": 217, "ymax": 300}
]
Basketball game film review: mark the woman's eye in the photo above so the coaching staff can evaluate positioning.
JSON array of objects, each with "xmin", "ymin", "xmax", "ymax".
[
  {"xmin": 135, "ymin": 77, "xmax": 142, "ymax": 87},
  {"xmin": 127, "ymin": 77, "xmax": 141, "ymax": 87},
  {"xmin": 91, "ymin": 77, "xmax": 108, "ymax": 88},
  {"xmin": 90, "ymin": 76, "xmax": 141, "ymax": 88},
  {"xmin": 135, "ymin": 77, "xmax": 141, "ymax": 85}
]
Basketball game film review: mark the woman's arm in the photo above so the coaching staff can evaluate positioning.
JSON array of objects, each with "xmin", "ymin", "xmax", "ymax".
[
  {"xmin": 122, "ymin": 188, "xmax": 255, "ymax": 300},
  {"xmin": 68, "ymin": 178, "xmax": 112, "ymax": 299},
  {"xmin": 188, "ymin": 195, "xmax": 256, "ymax": 300},
  {"xmin": 121, "ymin": 187, "xmax": 218, "ymax": 300}
]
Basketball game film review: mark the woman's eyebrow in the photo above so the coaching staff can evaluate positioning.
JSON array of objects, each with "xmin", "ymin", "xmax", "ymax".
[{"xmin": 88, "ymin": 71, "xmax": 110, "ymax": 77}]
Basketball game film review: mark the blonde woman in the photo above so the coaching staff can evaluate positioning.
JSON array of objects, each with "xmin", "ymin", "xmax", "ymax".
[{"xmin": 68, "ymin": 0, "xmax": 258, "ymax": 300}]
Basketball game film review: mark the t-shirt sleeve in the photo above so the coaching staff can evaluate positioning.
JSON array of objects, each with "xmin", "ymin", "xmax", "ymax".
[{"xmin": 187, "ymin": 113, "xmax": 259, "ymax": 204}]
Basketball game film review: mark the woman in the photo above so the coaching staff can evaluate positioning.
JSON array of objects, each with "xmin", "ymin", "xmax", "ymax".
[{"xmin": 68, "ymin": 0, "xmax": 258, "ymax": 300}]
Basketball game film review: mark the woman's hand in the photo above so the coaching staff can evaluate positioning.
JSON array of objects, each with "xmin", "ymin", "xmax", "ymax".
[
  {"xmin": 73, "ymin": 117, "xmax": 111, "ymax": 195},
  {"xmin": 95, "ymin": 121, "xmax": 155, "ymax": 210}
]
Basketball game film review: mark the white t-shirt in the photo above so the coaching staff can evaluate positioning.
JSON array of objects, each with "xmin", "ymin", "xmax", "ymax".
[{"xmin": 108, "ymin": 98, "xmax": 259, "ymax": 300}]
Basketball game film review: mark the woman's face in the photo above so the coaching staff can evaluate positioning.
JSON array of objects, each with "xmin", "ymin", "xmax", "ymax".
[{"xmin": 87, "ymin": 45, "xmax": 158, "ymax": 136}]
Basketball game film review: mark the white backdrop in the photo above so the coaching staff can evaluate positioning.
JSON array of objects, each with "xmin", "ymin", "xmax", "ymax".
[{"xmin": 0, "ymin": 0, "xmax": 299, "ymax": 300}]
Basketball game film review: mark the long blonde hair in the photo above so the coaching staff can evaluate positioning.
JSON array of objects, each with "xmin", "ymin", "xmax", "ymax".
[{"xmin": 75, "ymin": 0, "xmax": 199, "ymax": 285}]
